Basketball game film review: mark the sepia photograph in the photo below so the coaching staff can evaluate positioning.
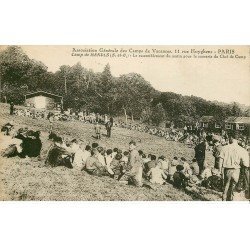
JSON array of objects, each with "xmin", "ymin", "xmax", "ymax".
[{"xmin": 0, "ymin": 45, "xmax": 249, "ymax": 201}]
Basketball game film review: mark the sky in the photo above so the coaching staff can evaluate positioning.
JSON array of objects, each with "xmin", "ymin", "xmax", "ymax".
[{"xmin": 1, "ymin": 45, "xmax": 249, "ymax": 105}]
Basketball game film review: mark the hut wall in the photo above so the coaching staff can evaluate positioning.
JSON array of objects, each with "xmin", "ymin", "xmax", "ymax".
[{"xmin": 25, "ymin": 95, "xmax": 60, "ymax": 110}]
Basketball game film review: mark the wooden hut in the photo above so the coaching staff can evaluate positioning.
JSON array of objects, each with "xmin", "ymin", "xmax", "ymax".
[{"xmin": 25, "ymin": 91, "xmax": 63, "ymax": 110}]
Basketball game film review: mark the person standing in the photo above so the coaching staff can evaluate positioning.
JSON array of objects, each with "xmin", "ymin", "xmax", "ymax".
[
  {"xmin": 212, "ymin": 137, "xmax": 222, "ymax": 169},
  {"xmin": 194, "ymin": 139, "xmax": 206, "ymax": 174},
  {"xmin": 47, "ymin": 112, "xmax": 54, "ymax": 134},
  {"xmin": 94, "ymin": 121, "xmax": 101, "ymax": 139},
  {"xmin": 218, "ymin": 134, "xmax": 249, "ymax": 201},
  {"xmin": 105, "ymin": 121, "xmax": 112, "ymax": 138},
  {"xmin": 10, "ymin": 102, "xmax": 14, "ymax": 115}
]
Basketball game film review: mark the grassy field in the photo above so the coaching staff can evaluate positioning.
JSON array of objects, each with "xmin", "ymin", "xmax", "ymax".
[{"xmin": 0, "ymin": 103, "xmax": 221, "ymax": 201}]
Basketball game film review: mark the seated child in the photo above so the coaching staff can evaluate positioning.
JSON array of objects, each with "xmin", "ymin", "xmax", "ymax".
[
  {"xmin": 112, "ymin": 148, "xmax": 118, "ymax": 158},
  {"xmin": 180, "ymin": 157, "xmax": 191, "ymax": 176},
  {"xmin": 147, "ymin": 161, "xmax": 167, "ymax": 185},
  {"xmin": 185, "ymin": 174, "xmax": 202, "ymax": 193},
  {"xmin": 85, "ymin": 149, "xmax": 107, "ymax": 176},
  {"xmin": 105, "ymin": 149, "xmax": 113, "ymax": 169},
  {"xmin": 202, "ymin": 168, "xmax": 223, "ymax": 192},
  {"xmin": 168, "ymin": 156, "xmax": 179, "ymax": 181},
  {"xmin": 121, "ymin": 151, "xmax": 129, "ymax": 166},
  {"xmin": 157, "ymin": 155, "xmax": 169, "ymax": 174},
  {"xmin": 73, "ymin": 143, "xmax": 91, "ymax": 171},
  {"xmin": 173, "ymin": 165, "xmax": 187, "ymax": 189},
  {"xmin": 45, "ymin": 136, "xmax": 73, "ymax": 168},
  {"xmin": 97, "ymin": 146, "xmax": 106, "ymax": 166},
  {"xmin": 109, "ymin": 153, "xmax": 123, "ymax": 179},
  {"xmin": 141, "ymin": 154, "xmax": 149, "ymax": 164},
  {"xmin": 200, "ymin": 162, "xmax": 212, "ymax": 180},
  {"xmin": 191, "ymin": 158, "xmax": 200, "ymax": 176}
]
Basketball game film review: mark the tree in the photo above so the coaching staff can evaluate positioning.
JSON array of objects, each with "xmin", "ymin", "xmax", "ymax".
[
  {"xmin": 151, "ymin": 103, "xmax": 166, "ymax": 126},
  {"xmin": 59, "ymin": 65, "xmax": 71, "ymax": 94},
  {"xmin": 231, "ymin": 102, "xmax": 242, "ymax": 116}
]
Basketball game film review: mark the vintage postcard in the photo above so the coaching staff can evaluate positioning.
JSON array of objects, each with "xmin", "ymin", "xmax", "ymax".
[{"xmin": 0, "ymin": 45, "xmax": 249, "ymax": 201}]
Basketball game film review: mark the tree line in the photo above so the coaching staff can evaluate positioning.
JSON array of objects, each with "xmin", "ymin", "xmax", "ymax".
[{"xmin": 0, "ymin": 46, "xmax": 249, "ymax": 127}]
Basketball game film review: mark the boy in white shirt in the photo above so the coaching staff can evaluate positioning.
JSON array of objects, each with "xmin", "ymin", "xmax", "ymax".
[
  {"xmin": 181, "ymin": 157, "xmax": 192, "ymax": 177},
  {"xmin": 105, "ymin": 149, "xmax": 113, "ymax": 172},
  {"xmin": 200, "ymin": 162, "xmax": 212, "ymax": 180},
  {"xmin": 148, "ymin": 162, "xmax": 167, "ymax": 185},
  {"xmin": 158, "ymin": 155, "xmax": 169, "ymax": 174},
  {"xmin": 168, "ymin": 156, "xmax": 179, "ymax": 181},
  {"xmin": 73, "ymin": 144, "xmax": 91, "ymax": 170}
]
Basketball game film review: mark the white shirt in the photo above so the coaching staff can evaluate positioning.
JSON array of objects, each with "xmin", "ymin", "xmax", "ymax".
[
  {"xmin": 97, "ymin": 154, "xmax": 106, "ymax": 166},
  {"xmin": 73, "ymin": 149, "xmax": 91, "ymax": 169},
  {"xmin": 148, "ymin": 166, "xmax": 167, "ymax": 184},
  {"xmin": 105, "ymin": 154, "xmax": 113, "ymax": 168},
  {"xmin": 159, "ymin": 159, "xmax": 169, "ymax": 170},
  {"xmin": 121, "ymin": 155, "xmax": 128, "ymax": 164},
  {"xmin": 0, "ymin": 135, "xmax": 23, "ymax": 153},
  {"xmin": 182, "ymin": 162, "xmax": 191, "ymax": 173},
  {"xmin": 220, "ymin": 142, "xmax": 249, "ymax": 169}
]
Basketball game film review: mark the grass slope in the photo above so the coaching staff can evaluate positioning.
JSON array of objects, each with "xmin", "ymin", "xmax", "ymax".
[{"xmin": 0, "ymin": 104, "xmax": 221, "ymax": 201}]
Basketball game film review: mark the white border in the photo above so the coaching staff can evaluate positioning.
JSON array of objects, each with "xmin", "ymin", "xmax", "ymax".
[{"xmin": 1, "ymin": 1, "xmax": 249, "ymax": 250}]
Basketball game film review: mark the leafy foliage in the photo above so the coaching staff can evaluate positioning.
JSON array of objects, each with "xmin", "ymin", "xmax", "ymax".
[{"xmin": 0, "ymin": 46, "xmax": 248, "ymax": 125}]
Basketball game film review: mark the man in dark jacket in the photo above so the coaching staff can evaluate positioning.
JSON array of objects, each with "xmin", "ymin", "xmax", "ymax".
[{"xmin": 194, "ymin": 139, "xmax": 206, "ymax": 174}]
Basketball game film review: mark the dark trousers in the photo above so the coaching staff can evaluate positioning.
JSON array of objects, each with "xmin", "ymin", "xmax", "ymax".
[
  {"xmin": 197, "ymin": 158, "xmax": 205, "ymax": 174},
  {"xmin": 107, "ymin": 128, "xmax": 111, "ymax": 137}
]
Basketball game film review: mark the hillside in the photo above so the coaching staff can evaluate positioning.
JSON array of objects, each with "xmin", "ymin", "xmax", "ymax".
[
  {"xmin": 0, "ymin": 104, "xmax": 222, "ymax": 201},
  {"xmin": 1, "ymin": 46, "xmax": 249, "ymax": 128}
]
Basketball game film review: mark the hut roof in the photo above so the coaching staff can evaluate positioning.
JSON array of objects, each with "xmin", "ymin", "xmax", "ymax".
[{"xmin": 25, "ymin": 91, "xmax": 62, "ymax": 100}]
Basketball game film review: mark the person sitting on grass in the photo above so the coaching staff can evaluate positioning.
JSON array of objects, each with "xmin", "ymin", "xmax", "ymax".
[
  {"xmin": 168, "ymin": 156, "xmax": 179, "ymax": 182},
  {"xmin": 73, "ymin": 142, "xmax": 91, "ymax": 171},
  {"xmin": 173, "ymin": 165, "xmax": 187, "ymax": 189},
  {"xmin": 200, "ymin": 162, "xmax": 212, "ymax": 180},
  {"xmin": 0, "ymin": 125, "xmax": 23, "ymax": 158},
  {"xmin": 112, "ymin": 147, "xmax": 118, "ymax": 158},
  {"xmin": 141, "ymin": 154, "xmax": 148, "ymax": 164},
  {"xmin": 97, "ymin": 146, "xmax": 106, "ymax": 167},
  {"xmin": 105, "ymin": 148, "xmax": 113, "ymax": 165},
  {"xmin": 119, "ymin": 140, "xmax": 143, "ymax": 187},
  {"xmin": 147, "ymin": 160, "xmax": 168, "ymax": 185},
  {"xmin": 143, "ymin": 154, "xmax": 157, "ymax": 176},
  {"xmin": 19, "ymin": 130, "xmax": 42, "ymax": 158},
  {"xmin": 202, "ymin": 168, "xmax": 223, "ymax": 192},
  {"xmin": 185, "ymin": 174, "xmax": 201, "ymax": 193},
  {"xmin": 85, "ymin": 148, "xmax": 107, "ymax": 176},
  {"xmin": 109, "ymin": 153, "xmax": 124, "ymax": 179},
  {"xmin": 180, "ymin": 157, "xmax": 191, "ymax": 176},
  {"xmin": 121, "ymin": 151, "xmax": 129, "ymax": 166},
  {"xmin": 92, "ymin": 142, "xmax": 99, "ymax": 149},
  {"xmin": 157, "ymin": 155, "xmax": 169, "ymax": 175},
  {"xmin": 45, "ymin": 136, "xmax": 73, "ymax": 168}
]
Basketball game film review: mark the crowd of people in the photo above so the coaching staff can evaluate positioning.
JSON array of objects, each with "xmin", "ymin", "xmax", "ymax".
[
  {"xmin": 1, "ymin": 118, "xmax": 249, "ymax": 200},
  {"xmin": 12, "ymin": 105, "xmax": 241, "ymax": 150}
]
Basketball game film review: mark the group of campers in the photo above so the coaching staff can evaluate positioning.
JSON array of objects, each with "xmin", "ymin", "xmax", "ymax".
[
  {"xmin": 11, "ymin": 104, "xmax": 236, "ymax": 148},
  {"xmin": 1, "ymin": 121, "xmax": 249, "ymax": 201},
  {"xmin": 12, "ymin": 105, "xmax": 111, "ymax": 125}
]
